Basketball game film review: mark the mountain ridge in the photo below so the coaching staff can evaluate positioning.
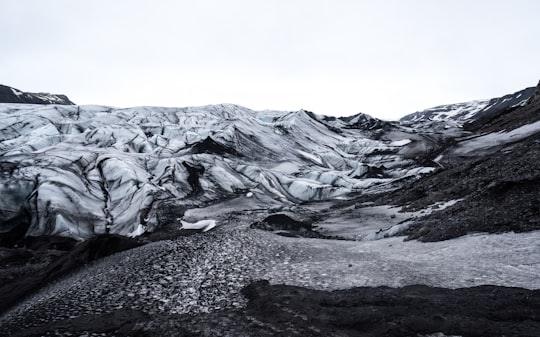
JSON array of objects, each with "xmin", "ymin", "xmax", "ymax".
[
  {"xmin": 0, "ymin": 84, "xmax": 75, "ymax": 105},
  {"xmin": 399, "ymin": 86, "xmax": 536, "ymax": 127}
]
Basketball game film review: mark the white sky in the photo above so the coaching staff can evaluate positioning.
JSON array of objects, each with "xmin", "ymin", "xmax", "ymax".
[{"xmin": 1, "ymin": 0, "xmax": 539, "ymax": 120}]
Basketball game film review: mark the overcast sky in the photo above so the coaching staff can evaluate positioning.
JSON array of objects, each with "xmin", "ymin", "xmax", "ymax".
[{"xmin": 1, "ymin": 0, "xmax": 539, "ymax": 119}]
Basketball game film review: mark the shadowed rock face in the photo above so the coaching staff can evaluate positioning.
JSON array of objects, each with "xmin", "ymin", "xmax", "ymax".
[
  {"xmin": 463, "ymin": 82, "xmax": 540, "ymax": 133},
  {"xmin": 339, "ymin": 112, "xmax": 393, "ymax": 130},
  {"xmin": 254, "ymin": 213, "xmax": 312, "ymax": 231},
  {"xmin": 0, "ymin": 84, "xmax": 74, "ymax": 105},
  {"xmin": 0, "ymin": 234, "xmax": 144, "ymax": 314},
  {"xmin": 0, "ymin": 208, "xmax": 32, "ymax": 247},
  {"xmin": 528, "ymin": 80, "xmax": 540, "ymax": 106},
  {"xmin": 191, "ymin": 136, "xmax": 241, "ymax": 156},
  {"xmin": 250, "ymin": 213, "xmax": 331, "ymax": 238},
  {"xmin": 182, "ymin": 161, "xmax": 205, "ymax": 196},
  {"xmin": 400, "ymin": 85, "xmax": 536, "ymax": 125}
]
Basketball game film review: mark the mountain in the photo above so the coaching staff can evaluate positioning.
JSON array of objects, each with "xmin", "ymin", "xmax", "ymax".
[
  {"xmin": 400, "ymin": 85, "xmax": 535, "ymax": 125},
  {"xmin": 384, "ymin": 82, "xmax": 540, "ymax": 241},
  {"xmin": 0, "ymin": 84, "xmax": 74, "ymax": 105},
  {"xmin": 1, "ymin": 82, "xmax": 539, "ymax": 336}
]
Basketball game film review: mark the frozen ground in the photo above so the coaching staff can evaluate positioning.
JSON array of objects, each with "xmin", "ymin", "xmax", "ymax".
[
  {"xmin": 295, "ymin": 199, "xmax": 464, "ymax": 240},
  {"xmin": 1, "ymin": 212, "xmax": 538, "ymax": 334},
  {"xmin": 264, "ymin": 229, "xmax": 540, "ymax": 290}
]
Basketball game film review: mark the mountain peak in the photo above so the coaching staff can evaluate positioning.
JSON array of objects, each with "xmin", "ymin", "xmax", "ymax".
[{"xmin": 0, "ymin": 84, "xmax": 74, "ymax": 105}]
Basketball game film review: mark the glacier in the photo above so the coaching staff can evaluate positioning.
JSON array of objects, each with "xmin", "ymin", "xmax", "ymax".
[{"xmin": 0, "ymin": 103, "xmax": 443, "ymax": 240}]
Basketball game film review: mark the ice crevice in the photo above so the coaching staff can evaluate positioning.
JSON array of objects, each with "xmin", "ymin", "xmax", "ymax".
[
  {"xmin": 97, "ymin": 159, "xmax": 113, "ymax": 234},
  {"xmin": 0, "ymin": 104, "xmax": 443, "ymax": 239}
]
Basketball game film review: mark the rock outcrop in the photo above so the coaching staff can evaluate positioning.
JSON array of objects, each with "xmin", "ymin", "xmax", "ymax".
[
  {"xmin": 0, "ymin": 84, "xmax": 74, "ymax": 105},
  {"xmin": 528, "ymin": 79, "xmax": 540, "ymax": 106}
]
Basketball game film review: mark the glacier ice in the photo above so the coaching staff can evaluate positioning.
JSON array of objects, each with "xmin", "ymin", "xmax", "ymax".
[{"xmin": 0, "ymin": 103, "xmax": 438, "ymax": 239}]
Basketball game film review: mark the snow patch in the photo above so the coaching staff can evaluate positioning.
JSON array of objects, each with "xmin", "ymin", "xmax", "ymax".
[
  {"xmin": 357, "ymin": 199, "xmax": 464, "ymax": 241},
  {"xmin": 180, "ymin": 219, "xmax": 217, "ymax": 232},
  {"xmin": 389, "ymin": 139, "xmax": 412, "ymax": 147},
  {"xmin": 129, "ymin": 224, "xmax": 147, "ymax": 237},
  {"xmin": 296, "ymin": 150, "xmax": 323, "ymax": 165},
  {"xmin": 10, "ymin": 88, "xmax": 23, "ymax": 97},
  {"xmin": 455, "ymin": 120, "xmax": 540, "ymax": 155}
]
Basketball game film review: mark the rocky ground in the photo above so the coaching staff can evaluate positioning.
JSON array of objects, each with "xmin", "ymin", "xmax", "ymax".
[
  {"xmin": 391, "ymin": 131, "xmax": 540, "ymax": 241},
  {"xmin": 1, "ymin": 212, "xmax": 539, "ymax": 336},
  {"xmin": 9, "ymin": 281, "xmax": 540, "ymax": 337},
  {"xmin": 0, "ymin": 234, "xmax": 144, "ymax": 313},
  {"xmin": 334, "ymin": 98, "xmax": 540, "ymax": 242}
]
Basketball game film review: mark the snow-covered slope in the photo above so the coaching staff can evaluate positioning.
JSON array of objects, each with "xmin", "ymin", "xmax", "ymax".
[
  {"xmin": 0, "ymin": 84, "xmax": 74, "ymax": 105},
  {"xmin": 0, "ymin": 103, "xmax": 439, "ymax": 240},
  {"xmin": 400, "ymin": 86, "xmax": 535, "ymax": 126}
]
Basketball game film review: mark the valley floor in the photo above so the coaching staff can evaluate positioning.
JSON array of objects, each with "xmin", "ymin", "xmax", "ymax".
[{"xmin": 1, "ymin": 212, "xmax": 539, "ymax": 336}]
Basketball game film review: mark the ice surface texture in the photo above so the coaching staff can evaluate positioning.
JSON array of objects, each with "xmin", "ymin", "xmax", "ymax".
[{"xmin": 0, "ymin": 104, "xmax": 438, "ymax": 239}]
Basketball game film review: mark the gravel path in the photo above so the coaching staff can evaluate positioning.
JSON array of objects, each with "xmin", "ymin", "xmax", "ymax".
[{"xmin": 1, "ymin": 212, "xmax": 539, "ymax": 335}]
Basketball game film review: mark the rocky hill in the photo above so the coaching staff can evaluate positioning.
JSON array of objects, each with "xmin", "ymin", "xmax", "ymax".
[
  {"xmin": 400, "ymin": 85, "xmax": 535, "ymax": 125},
  {"xmin": 0, "ymin": 84, "xmax": 74, "ymax": 105}
]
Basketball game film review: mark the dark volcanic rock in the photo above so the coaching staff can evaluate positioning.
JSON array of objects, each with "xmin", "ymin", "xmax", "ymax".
[
  {"xmin": 0, "ymin": 84, "xmax": 74, "ymax": 105},
  {"xmin": 10, "ymin": 309, "xmax": 151, "ymax": 337},
  {"xmin": 191, "ymin": 136, "xmax": 240, "ymax": 156},
  {"xmin": 529, "ymin": 80, "xmax": 540, "ymax": 106},
  {"xmin": 0, "ymin": 234, "xmax": 144, "ymax": 314},
  {"xmin": 10, "ymin": 281, "xmax": 540, "ymax": 336},
  {"xmin": 23, "ymin": 235, "xmax": 78, "ymax": 251},
  {"xmin": 469, "ymin": 86, "xmax": 536, "ymax": 122},
  {"xmin": 401, "ymin": 86, "xmax": 536, "ymax": 125},
  {"xmin": 0, "ymin": 208, "xmax": 32, "ymax": 248},
  {"xmin": 464, "ymin": 86, "xmax": 540, "ymax": 133},
  {"xmin": 235, "ymin": 281, "xmax": 540, "ymax": 337},
  {"xmin": 397, "ymin": 144, "xmax": 539, "ymax": 241},
  {"xmin": 382, "ymin": 110, "xmax": 540, "ymax": 241},
  {"xmin": 256, "ymin": 213, "xmax": 313, "ymax": 231},
  {"xmin": 251, "ymin": 213, "xmax": 334, "ymax": 239},
  {"xmin": 58, "ymin": 234, "xmax": 144, "ymax": 265},
  {"xmin": 404, "ymin": 178, "xmax": 540, "ymax": 242},
  {"xmin": 339, "ymin": 112, "xmax": 393, "ymax": 131},
  {"xmin": 183, "ymin": 161, "xmax": 205, "ymax": 196}
]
